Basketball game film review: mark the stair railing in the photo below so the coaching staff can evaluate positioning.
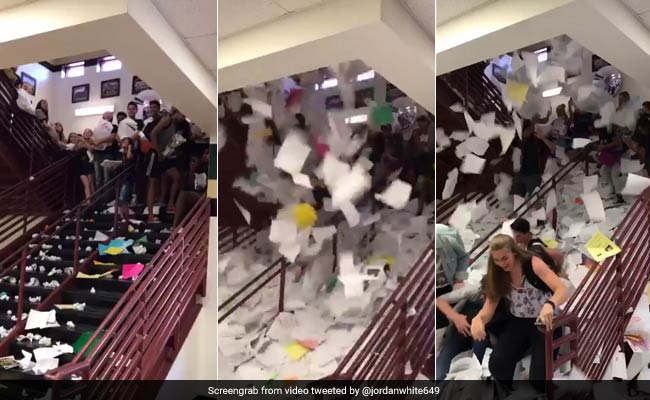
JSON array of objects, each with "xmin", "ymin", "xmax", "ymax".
[
  {"xmin": 0, "ymin": 156, "xmax": 74, "ymax": 256},
  {"xmin": 0, "ymin": 166, "xmax": 133, "ymax": 353},
  {"xmin": 467, "ymin": 146, "xmax": 591, "ymax": 264},
  {"xmin": 0, "ymin": 71, "xmax": 60, "ymax": 173},
  {"xmin": 545, "ymin": 187, "xmax": 650, "ymax": 384},
  {"xmin": 45, "ymin": 193, "xmax": 209, "ymax": 381}
]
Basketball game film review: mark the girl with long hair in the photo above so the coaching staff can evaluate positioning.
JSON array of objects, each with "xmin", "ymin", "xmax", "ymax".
[{"xmin": 471, "ymin": 234, "xmax": 568, "ymax": 391}]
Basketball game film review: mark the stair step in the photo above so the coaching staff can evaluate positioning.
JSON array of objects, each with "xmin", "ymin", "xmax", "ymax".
[
  {"xmin": 0, "ymin": 282, "xmax": 55, "ymax": 299},
  {"xmin": 62, "ymin": 287, "xmax": 124, "ymax": 309},
  {"xmin": 10, "ymin": 341, "xmax": 75, "ymax": 365}
]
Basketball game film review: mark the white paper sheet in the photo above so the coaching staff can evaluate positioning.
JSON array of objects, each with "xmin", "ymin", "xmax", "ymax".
[
  {"xmin": 339, "ymin": 201, "xmax": 360, "ymax": 227},
  {"xmin": 582, "ymin": 191, "xmax": 606, "ymax": 223},
  {"xmin": 279, "ymin": 242, "xmax": 301, "ymax": 262},
  {"xmin": 460, "ymin": 153, "xmax": 486, "ymax": 175},
  {"xmin": 501, "ymin": 219, "xmax": 516, "ymax": 238},
  {"xmin": 499, "ymin": 127, "xmax": 516, "ymax": 155},
  {"xmin": 562, "ymin": 221, "xmax": 586, "ymax": 239},
  {"xmin": 450, "ymin": 103, "xmax": 464, "ymax": 112},
  {"xmin": 32, "ymin": 358, "xmax": 59, "ymax": 375},
  {"xmin": 464, "ymin": 136, "xmax": 490, "ymax": 156},
  {"xmin": 546, "ymin": 189, "xmax": 558, "ymax": 215},
  {"xmin": 33, "ymin": 344, "xmax": 73, "ymax": 362},
  {"xmin": 269, "ymin": 220, "xmax": 298, "ymax": 244},
  {"xmin": 375, "ymin": 180, "xmax": 412, "ymax": 209},
  {"xmin": 621, "ymin": 174, "xmax": 650, "ymax": 196},
  {"xmin": 291, "ymin": 173, "xmax": 313, "ymax": 189},
  {"xmin": 312, "ymin": 226, "xmax": 336, "ymax": 243},
  {"xmin": 448, "ymin": 204, "xmax": 473, "ymax": 232},
  {"xmin": 244, "ymin": 98, "xmax": 273, "ymax": 118},
  {"xmin": 532, "ymin": 207, "xmax": 547, "ymax": 222},
  {"xmin": 233, "ymin": 199, "xmax": 251, "ymax": 225},
  {"xmin": 450, "ymin": 130, "xmax": 470, "ymax": 141},
  {"xmin": 572, "ymin": 138, "xmax": 592, "ymax": 149},
  {"xmin": 442, "ymin": 168, "xmax": 459, "ymax": 201},
  {"xmin": 436, "ymin": 129, "xmax": 451, "ymax": 149},
  {"xmin": 25, "ymin": 310, "xmax": 59, "ymax": 330},
  {"xmin": 274, "ymin": 132, "xmax": 311, "ymax": 175},
  {"xmin": 92, "ymin": 231, "xmax": 109, "ymax": 242},
  {"xmin": 583, "ymin": 175, "xmax": 599, "ymax": 194},
  {"xmin": 621, "ymin": 158, "xmax": 644, "ymax": 174},
  {"xmin": 513, "ymin": 194, "xmax": 525, "ymax": 212}
]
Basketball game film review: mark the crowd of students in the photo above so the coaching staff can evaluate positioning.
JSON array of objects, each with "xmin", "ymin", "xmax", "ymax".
[
  {"xmin": 220, "ymin": 95, "xmax": 435, "ymax": 220},
  {"xmin": 12, "ymin": 75, "xmax": 209, "ymax": 226},
  {"xmin": 435, "ymin": 220, "xmax": 568, "ymax": 392},
  {"xmin": 515, "ymin": 92, "xmax": 650, "ymax": 202}
]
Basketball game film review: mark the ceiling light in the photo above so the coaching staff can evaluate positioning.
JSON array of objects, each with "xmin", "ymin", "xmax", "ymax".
[
  {"xmin": 542, "ymin": 87, "xmax": 562, "ymax": 97},
  {"xmin": 74, "ymin": 105, "xmax": 114, "ymax": 117},
  {"xmin": 344, "ymin": 114, "xmax": 368, "ymax": 124},
  {"xmin": 356, "ymin": 70, "xmax": 375, "ymax": 81}
]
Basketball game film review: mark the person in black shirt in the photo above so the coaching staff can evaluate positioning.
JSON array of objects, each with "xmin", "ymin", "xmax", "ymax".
[
  {"xmin": 510, "ymin": 218, "xmax": 564, "ymax": 270},
  {"xmin": 127, "ymin": 101, "xmax": 144, "ymax": 131},
  {"xmin": 173, "ymin": 148, "xmax": 208, "ymax": 227},
  {"xmin": 623, "ymin": 115, "xmax": 650, "ymax": 177},
  {"xmin": 516, "ymin": 119, "xmax": 555, "ymax": 197}
]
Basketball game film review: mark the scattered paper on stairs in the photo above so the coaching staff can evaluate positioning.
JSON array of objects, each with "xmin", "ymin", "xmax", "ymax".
[
  {"xmin": 622, "ymin": 174, "xmax": 650, "ymax": 196},
  {"xmin": 375, "ymin": 180, "xmax": 412, "ymax": 210},
  {"xmin": 25, "ymin": 310, "xmax": 59, "ymax": 330}
]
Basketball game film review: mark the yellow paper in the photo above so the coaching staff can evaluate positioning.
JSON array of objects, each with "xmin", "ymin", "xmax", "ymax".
[
  {"xmin": 585, "ymin": 231, "xmax": 621, "ymax": 262},
  {"xmin": 255, "ymin": 128, "xmax": 273, "ymax": 139},
  {"xmin": 506, "ymin": 80, "xmax": 529, "ymax": 104},
  {"xmin": 94, "ymin": 261, "xmax": 116, "ymax": 266},
  {"xmin": 285, "ymin": 342, "xmax": 309, "ymax": 361},
  {"xmin": 207, "ymin": 179, "xmax": 217, "ymax": 199},
  {"xmin": 543, "ymin": 239, "xmax": 559, "ymax": 249},
  {"xmin": 293, "ymin": 203, "xmax": 318, "ymax": 229},
  {"xmin": 54, "ymin": 304, "xmax": 76, "ymax": 310},
  {"xmin": 104, "ymin": 247, "xmax": 124, "ymax": 256},
  {"xmin": 77, "ymin": 269, "xmax": 116, "ymax": 279}
]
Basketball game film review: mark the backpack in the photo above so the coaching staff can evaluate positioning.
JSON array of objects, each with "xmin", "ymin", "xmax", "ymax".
[{"xmin": 524, "ymin": 238, "xmax": 562, "ymax": 293}]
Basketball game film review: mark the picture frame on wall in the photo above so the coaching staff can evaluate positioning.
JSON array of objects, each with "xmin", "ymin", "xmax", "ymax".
[
  {"xmin": 101, "ymin": 78, "xmax": 121, "ymax": 99},
  {"xmin": 131, "ymin": 76, "xmax": 151, "ymax": 95},
  {"xmin": 71, "ymin": 84, "xmax": 90, "ymax": 103},
  {"xmin": 20, "ymin": 72, "xmax": 36, "ymax": 96}
]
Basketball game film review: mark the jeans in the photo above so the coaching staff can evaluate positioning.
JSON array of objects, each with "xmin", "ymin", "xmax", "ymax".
[
  {"xmin": 92, "ymin": 150, "xmax": 113, "ymax": 188},
  {"xmin": 435, "ymin": 303, "xmax": 489, "ymax": 381},
  {"xmin": 488, "ymin": 317, "xmax": 559, "ymax": 393},
  {"xmin": 600, "ymin": 162, "xmax": 624, "ymax": 195},
  {"xmin": 515, "ymin": 173, "xmax": 542, "ymax": 198}
]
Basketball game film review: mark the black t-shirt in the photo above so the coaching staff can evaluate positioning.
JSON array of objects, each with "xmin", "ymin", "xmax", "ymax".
[
  {"xmin": 520, "ymin": 137, "xmax": 541, "ymax": 175},
  {"xmin": 142, "ymin": 116, "xmax": 162, "ymax": 141},
  {"xmin": 633, "ymin": 133, "xmax": 650, "ymax": 173},
  {"xmin": 135, "ymin": 119, "xmax": 144, "ymax": 131},
  {"xmin": 572, "ymin": 113, "xmax": 592, "ymax": 138}
]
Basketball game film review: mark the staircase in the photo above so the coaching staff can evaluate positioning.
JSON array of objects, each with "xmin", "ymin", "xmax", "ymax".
[{"xmin": 0, "ymin": 207, "xmax": 173, "ymax": 382}]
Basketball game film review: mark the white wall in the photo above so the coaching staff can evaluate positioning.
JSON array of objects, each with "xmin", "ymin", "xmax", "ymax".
[{"xmin": 48, "ymin": 64, "xmax": 144, "ymax": 136}]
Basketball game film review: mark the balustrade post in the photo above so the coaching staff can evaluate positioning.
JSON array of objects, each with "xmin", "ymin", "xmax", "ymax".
[
  {"xmin": 233, "ymin": 226, "xmax": 238, "ymax": 248},
  {"xmin": 73, "ymin": 208, "xmax": 81, "ymax": 270},
  {"xmin": 17, "ymin": 249, "xmax": 26, "ymax": 325},
  {"xmin": 113, "ymin": 178, "xmax": 120, "ymax": 231},
  {"xmin": 332, "ymin": 231, "xmax": 338, "ymax": 273},
  {"xmin": 397, "ymin": 302, "xmax": 408, "ymax": 380},
  {"xmin": 278, "ymin": 260, "xmax": 286, "ymax": 313}
]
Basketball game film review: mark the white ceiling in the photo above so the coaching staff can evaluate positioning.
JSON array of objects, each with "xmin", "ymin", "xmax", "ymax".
[
  {"xmin": 152, "ymin": 0, "xmax": 218, "ymax": 73},
  {"xmin": 218, "ymin": 0, "xmax": 332, "ymax": 39},
  {"xmin": 400, "ymin": 0, "xmax": 435, "ymax": 41},
  {"xmin": 0, "ymin": 0, "xmax": 33, "ymax": 12},
  {"xmin": 622, "ymin": 0, "xmax": 650, "ymax": 29},
  {"xmin": 436, "ymin": 0, "xmax": 496, "ymax": 25}
]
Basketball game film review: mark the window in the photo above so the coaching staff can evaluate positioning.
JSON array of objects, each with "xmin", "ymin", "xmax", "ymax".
[
  {"xmin": 534, "ymin": 47, "xmax": 549, "ymax": 63},
  {"xmin": 61, "ymin": 61, "xmax": 85, "ymax": 78},
  {"xmin": 97, "ymin": 56, "xmax": 122, "ymax": 73}
]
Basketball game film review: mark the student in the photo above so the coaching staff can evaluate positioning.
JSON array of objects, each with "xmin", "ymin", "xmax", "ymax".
[
  {"xmin": 472, "ymin": 234, "xmax": 568, "ymax": 393},
  {"xmin": 118, "ymin": 137, "xmax": 135, "ymax": 222},
  {"xmin": 127, "ymin": 101, "xmax": 144, "ymax": 130},
  {"xmin": 90, "ymin": 112, "xmax": 117, "ymax": 187},
  {"xmin": 13, "ymin": 79, "xmax": 35, "ymax": 115},
  {"xmin": 623, "ymin": 116, "xmax": 650, "ymax": 177},
  {"xmin": 173, "ymin": 148, "xmax": 208, "ymax": 227},
  {"xmin": 516, "ymin": 119, "xmax": 555, "ymax": 197},
  {"xmin": 510, "ymin": 218, "xmax": 564, "ymax": 270},
  {"xmin": 68, "ymin": 133, "xmax": 95, "ymax": 199},
  {"xmin": 435, "ymin": 277, "xmax": 509, "ymax": 381},
  {"xmin": 116, "ymin": 111, "xmax": 127, "ymax": 124},
  {"xmin": 435, "ymin": 224, "xmax": 470, "ymax": 328},
  {"xmin": 599, "ymin": 124, "xmax": 625, "ymax": 203}
]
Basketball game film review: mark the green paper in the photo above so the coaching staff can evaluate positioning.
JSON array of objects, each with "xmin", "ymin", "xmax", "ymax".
[
  {"xmin": 73, "ymin": 331, "xmax": 105, "ymax": 358},
  {"xmin": 371, "ymin": 104, "xmax": 394, "ymax": 127},
  {"xmin": 325, "ymin": 276, "xmax": 338, "ymax": 293},
  {"xmin": 136, "ymin": 235, "xmax": 148, "ymax": 244}
]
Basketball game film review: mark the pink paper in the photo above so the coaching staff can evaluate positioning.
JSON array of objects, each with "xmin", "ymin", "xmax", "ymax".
[
  {"xmin": 122, "ymin": 263, "xmax": 144, "ymax": 280},
  {"xmin": 316, "ymin": 143, "xmax": 330, "ymax": 158}
]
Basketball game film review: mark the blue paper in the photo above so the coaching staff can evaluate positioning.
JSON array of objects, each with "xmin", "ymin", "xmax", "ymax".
[
  {"xmin": 108, "ymin": 239, "xmax": 133, "ymax": 249},
  {"xmin": 98, "ymin": 244, "xmax": 109, "ymax": 256}
]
